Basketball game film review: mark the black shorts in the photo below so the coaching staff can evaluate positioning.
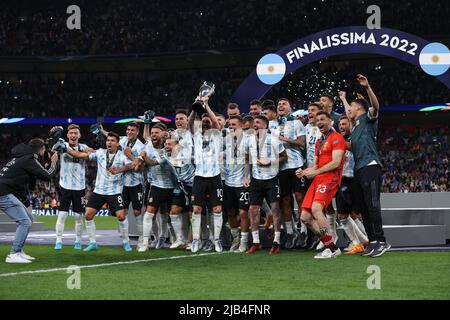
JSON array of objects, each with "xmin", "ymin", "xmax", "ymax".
[
  {"xmin": 191, "ymin": 175, "xmax": 223, "ymax": 207},
  {"xmin": 147, "ymin": 186, "xmax": 174, "ymax": 207},
  {"xmin": 223, "ymin": 184, "xmax": 249, "ymax": 211},
  {"xmin": 249, "ymin": 176, "xmax": 280, "ymax": 206},
  {"xmin": 59, "ymin": 187, "xmax": 86, "ymax": 213},
  {"xmin": 86, "ymin": 192, "xmax": 125, "ymax": 215},
  {"xmin": 172, "ymin": 184, "xmax": 192, "ymax": 209},
  {"xmin": 336, "ymin": 177, "xmax": 361, "ymax": 214},
  {"xmin": 122, "ymin": 184, "xmax": 144, "ymax": 210},
  {"xmin": 279, "ymin": 168, "xmax": 307, "ymax": 197}
]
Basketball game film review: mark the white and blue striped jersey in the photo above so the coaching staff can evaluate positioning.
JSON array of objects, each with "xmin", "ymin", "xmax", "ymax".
[
  {"xmin": 89, "ymin": 149, "xmax": 131, "ymax": 195},
  {"xmin": 268, "ymin": 120, "xmax": 279, "ymax": 131},
  {"xmin": 193, "ymin": 129, "xmax": 223, "ymax": 178},
  {"xmin": 222, "ymin": 129, "xmax": 247, "ymax": 187},
  {"xmin": 245, "ymin": 131, "xmax": 285, "ymax": 180},
  {"xmin": 143, "ymin": 144, "xmax": 177, "ymax": 189},
  {"xmin": 342, "ymin": 135, "xmax": 354, "ymax": 178},
  {"xmin": 166, "ymin": 154, "xmax": 195, "ymax": 187},
  {"xmin": 59, "ymin": 143, "xmax": 88, "ymax": 191},
  {"xmin": 305, "ymin": 123, "xmax": 322, "ymax": 167},
  {"xmin": 276, "ymin": 119, "xmax": 306, "ymax": 170},
  {"xmin": 172, "ymin": 129, "xmax": 194, "ymax": 164},
  {"xmin": 119, "ymin": 136, "xmax": 145, "ymax": 187}
]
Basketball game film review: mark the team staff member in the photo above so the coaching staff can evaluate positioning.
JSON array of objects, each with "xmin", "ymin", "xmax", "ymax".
[
  {"xmin": 346, "ymin": 74, "xmax": 389, "ymax": 258},
  {"xmin": 0, "ymin": 138, "xmax": 58, "ymax": 263}
]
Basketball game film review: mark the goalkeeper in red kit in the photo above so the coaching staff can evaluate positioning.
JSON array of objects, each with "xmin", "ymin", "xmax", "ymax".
[{"xmin": 296, "ymin": 111, "xmax": 346, "ymax": 259}]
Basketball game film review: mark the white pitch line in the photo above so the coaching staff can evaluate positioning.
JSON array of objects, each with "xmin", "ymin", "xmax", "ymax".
[{"xmin": 0, "ymin": 252, "xmax": 230, "ymax": 278}]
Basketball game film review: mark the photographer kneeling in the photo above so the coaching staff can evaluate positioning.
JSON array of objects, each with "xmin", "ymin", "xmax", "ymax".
[{"xmin": 0, "ymin": 139, "xmax": 59, "ymax": 263}]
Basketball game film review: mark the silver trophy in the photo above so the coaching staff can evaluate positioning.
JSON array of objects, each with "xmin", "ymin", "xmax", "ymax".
[{"xmin": 192, "ymin": 81, "xmax": 215, "ymax": 113}]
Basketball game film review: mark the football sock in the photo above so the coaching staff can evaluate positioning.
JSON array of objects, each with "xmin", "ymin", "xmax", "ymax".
[
  {"xmin": 74, "ymin": 212, "xmax": 83, "ymax": 243},
  {"xmin": 354, "ymin": 218, "xmax": 368, "ymax": 240},
  {"xmin": 241, "ymin": 232, "xmax": 249, "ymax": 244},
  {"xmin": 274, "ymin": 231, "xmax": 281, "ymax": 244},
  {"xmin": 159, "ymin": 214, "xmax": 169, "ymax": 239},
  {"xmin": 213, "ymin": 212, "xmax": 223, "ymax": 240},
  {"xmin": 320, "ymin": 234, "xmax": 338, "ymax": 252},
  {"xmin": 118, "ymin": 217, "xmax": 129, "ymax": 243},
  {"xmin": 85, "ymin": 219, "xmax": 96, "ymax": 243},
  {"xmin": 142, "ymin": 212, "xmax": 155, "ymax": 245},
  {"xmin": 252, "ymin": 230, "xmax": 260, "ymax": 244},
  {"xmin": 192, "ymin": 213, "xmax": 202, "ymax": 240},
  {"xmin": 55, "ymin": 211, "xmax": 68, "ymax": 243},
  {"xmin": 326, "ymin": 213, "xmax": 337, "ymax": 241},
  {"xmin": 285, "ymin": 220, "xmax": 294, "ymax": 235},
  {"xmin": 231, "ymin": 227, "xmax": 239, "ymax": 240},
  {"xmin": 135, "ymin": 214, "xmax": 143, "ymax": 240},
  {"xmin": 170, "ymin": 214, "xmax": 184, "ymax": 242},
  {"xmin": 349, "ymin": 216, "xmax": 368, "ymax": 244},
  {"xmin": 340, "ymin": 217, "xmax": 359, "ymax": 245}
]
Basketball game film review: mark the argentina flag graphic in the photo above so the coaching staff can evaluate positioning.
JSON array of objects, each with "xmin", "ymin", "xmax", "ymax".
[
  {"xmin": 256, "ymin": 53, "xmax": 286, "ymax": 85},
  {"xmin": 419, "ymin": 42, "xmax": 450, "ymax": 76}
]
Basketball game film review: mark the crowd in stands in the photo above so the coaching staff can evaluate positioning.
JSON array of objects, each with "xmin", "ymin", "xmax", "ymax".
[
  {"xmin": 379, "ymin": 126, "xmax": 449, "ymax": 193},
  {"xmin": 0, "ymin": 60, "xmax": 447, "ymax": 118},
  {"xmin": 1, "ymin": 0, "xmax": 448, "ymax": 56}
]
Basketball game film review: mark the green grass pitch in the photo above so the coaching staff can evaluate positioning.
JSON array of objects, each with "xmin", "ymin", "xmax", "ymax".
[{"xmin": 0, "ymin": 244, "xmax": 449, "ymax": 300}]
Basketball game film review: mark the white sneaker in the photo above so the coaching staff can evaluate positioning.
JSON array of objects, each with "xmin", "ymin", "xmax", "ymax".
[
  {"xmin": 170, "ymin": 239, "xmax": 187, "ymax": 249},
  {"xmin": 191, "ymin": 239, "xmax": 201, "ymax": 253},
  {"xmin": 214, "ymin": 240, "xmax": 223, "ymax": 252},
  {"xmin": 238, "ymin": 242, "xmax": 248, "ymax": 253},
  {"xmin": 137, "ymin": 236, "xmax": 144, "ymax": 248},
  {"xmin": 138, "ymin": 244, "xmax": 148, "ymax": 252},
  {"xmin": 314, "ymin": 248, "xmax": 341, "ymax": 259},
  {"xmin": 20, "ymin": 250, "xmax": 35, "ymax": 260},
  {"xmin": 5, "ymin": 253, "xmax": 32, "ymax": 264},
  {"xmin": 316, "ymin": 241, "xmax": 325, "ymax": 251},
  {"xmin": 185, "ymin": 242, "xmax": 192, "ymax": 251},
  {"xmin": 229, "ymin": 237, "xmax": 240, "ymax": 252}
]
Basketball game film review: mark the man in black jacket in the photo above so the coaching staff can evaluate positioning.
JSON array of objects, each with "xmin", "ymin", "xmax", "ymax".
[{"xmin": 0, "ymin": 139, "xmax": 58, "ymax": 263}]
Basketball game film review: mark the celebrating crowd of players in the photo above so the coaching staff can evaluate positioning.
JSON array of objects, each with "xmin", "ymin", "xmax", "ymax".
[{"xmin": 1, "ymin": 74, "xmax": 390, "ymax": 263}]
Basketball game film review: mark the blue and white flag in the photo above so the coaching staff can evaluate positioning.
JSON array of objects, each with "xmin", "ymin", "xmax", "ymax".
[
  {"xmin": 256, "ymin": 53, "xmax": 286, "ymax": 85},
  {"xmin": 419, "ymin": 42, "xmax": 450, "ymax": 76}
]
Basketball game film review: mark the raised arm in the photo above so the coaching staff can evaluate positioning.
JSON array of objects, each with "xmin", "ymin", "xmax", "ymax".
[
  {"xmin": 24, "ymin": 152, "xmax": 59, "ymax": 181},
  {"xmin": 100, "ymin": 124, "xmax": 109, "ymax": 138},
  {"xmin": 143, "ymin": 123, "xmax": 150, "ymax": 142},
  {"xmin": 109, "ymin": 160, "xmax": 139, "ymax": 174},
  {"xmin": 203, "ymin": 96, "xmax": 220, "ymax": 130},
  {"xmin": 188, "ymin": 110, "xmax": 196, "ymax": 132},
  {"xmin": 339, "ymin": 91, "xmax": 351, "ymax": 120},
  {"xmin": 357, "ymin": 74, "xmax": 379, "ymax": 118},
  {"xmin": 66, "ymin": 148, "xmax": 91, "ymax": 160}
]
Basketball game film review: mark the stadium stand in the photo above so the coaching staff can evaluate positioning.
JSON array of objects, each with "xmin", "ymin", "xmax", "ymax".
[{"xmin": 1, "ymin": 0, "xmax": 448, "ymax": 56}]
